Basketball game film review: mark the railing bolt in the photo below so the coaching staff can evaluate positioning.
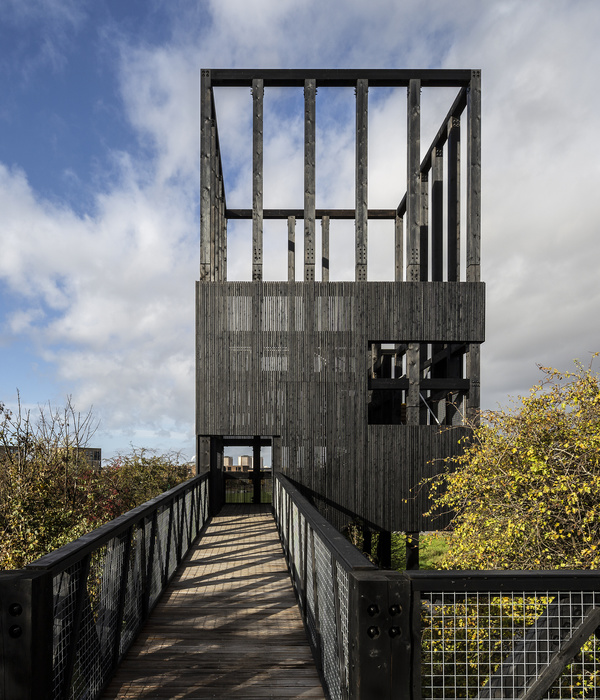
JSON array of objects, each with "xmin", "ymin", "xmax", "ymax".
[
  {"xmin": 367, "ymin": 626, "xmax": 380, "ymax": 639},
  {"xmin": 389, "ymin": 626, "xmax": 401, "ymax": 638},
  {"xmin": 8, "ymin": 625, "xmax": 22, "ymax": 638},
  {"xmin": 367, "ymin": 604, "xmax": 379, "ymax": 616},
  {"xmin": 389, "ymin": 604, "xmax": 401, "ymax": 616},
  {"xmin": 8, "ymin": 603, "xmax": 23, "ymax": 616}
]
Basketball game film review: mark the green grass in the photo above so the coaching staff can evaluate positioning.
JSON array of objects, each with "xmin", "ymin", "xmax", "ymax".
[
  {"xmin": 347, "ymin": 526, "xmax": 450, "ymax": 570},
  {"xmin": 391, "ymin": 531, "xmax": 450, "ymax": 570}
]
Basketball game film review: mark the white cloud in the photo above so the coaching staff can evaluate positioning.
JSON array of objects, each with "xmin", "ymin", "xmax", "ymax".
[{"xmin": 2, "ymin": 0, "xmax": 600, "ymax": 458}]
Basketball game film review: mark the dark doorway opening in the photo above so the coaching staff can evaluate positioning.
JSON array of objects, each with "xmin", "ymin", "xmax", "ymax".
[{"xmin": 223, "ymin": 436, "xmax": 273, "ymax": 505}]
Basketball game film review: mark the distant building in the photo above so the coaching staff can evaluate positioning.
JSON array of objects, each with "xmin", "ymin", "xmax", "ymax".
[
  {"xmin": 224, "ymin": 455, "xmax": 264, "ymax": 473},
  {"xmin": 82, "ymin": 448, "xmax": 102, "ymax": 469},
  {"xmin": 0, "ymin": 445, "xmax": 101, "ymax": 469}
]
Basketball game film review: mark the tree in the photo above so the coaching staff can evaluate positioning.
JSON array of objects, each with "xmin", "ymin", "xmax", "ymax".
[
  {"xmin": 101, "ymin": 448, "xmax": 191, "ymax": 518},
  {"xmin": 428, "ymin": 356, "xmax": 600, "ymax": 570},
  {"xmin": 0, "ymin": 396, "xmax": 191, "ymax": 569}
]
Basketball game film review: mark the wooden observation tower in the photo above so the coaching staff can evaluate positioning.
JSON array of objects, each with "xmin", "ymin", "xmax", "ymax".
[{"xmin": 196, "ymin": 69, "xmax": 484, "ymax": 546}]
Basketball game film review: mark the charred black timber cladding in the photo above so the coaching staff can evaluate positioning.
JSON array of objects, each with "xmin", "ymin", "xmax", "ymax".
[{"xmin": 196, "ymin": 281, "xmax": 484, "ymax": 532}]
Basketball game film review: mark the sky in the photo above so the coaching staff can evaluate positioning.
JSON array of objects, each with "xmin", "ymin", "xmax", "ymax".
[{"xmin": 0, "ymin": 0, "xmax": 599, "ymax": 461}]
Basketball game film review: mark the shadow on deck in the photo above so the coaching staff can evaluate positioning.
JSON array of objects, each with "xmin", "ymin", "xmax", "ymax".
[{"xmin": 101, "ymin": 505, "xmax": 325, "ymax": 699}]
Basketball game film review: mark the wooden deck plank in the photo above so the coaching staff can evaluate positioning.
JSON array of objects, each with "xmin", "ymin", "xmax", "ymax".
[{"xmin": 101, "ymin": 504, "xmax": 325, "ymax": 700}]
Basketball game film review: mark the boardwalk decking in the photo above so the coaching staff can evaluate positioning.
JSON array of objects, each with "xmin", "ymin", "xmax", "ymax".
[{"xmin": 101, "ymin": 504, "xmax": 325, "ymax": 699}]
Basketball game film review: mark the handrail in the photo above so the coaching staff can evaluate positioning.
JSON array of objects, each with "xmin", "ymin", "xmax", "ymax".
[
  {"xmin": 0, "ymin": 472, "xmax": 211, "ymax": 700},
  {"xmin": 27, "ymin": 474, "xmax": 207, "ymax": 573},
  {"xmin": 274, "ymin": 472, "xmax": 600, "ymax": 700},
  {"xmin": 274, "ymin": 473, "xmax": 409, "ymax": 700}
]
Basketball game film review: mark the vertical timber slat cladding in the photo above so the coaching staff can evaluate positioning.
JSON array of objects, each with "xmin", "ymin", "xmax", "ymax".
[
  {"xmin": 355, "ymin": 79, "xmax": 368, "ymax": 282},
  {"xmin": 196, "ymin": 281, "xmax": 484, "ymax": 529},
  {"xmin": 197, "ymin": 69, "xmax": 483, "ymax": 534}
]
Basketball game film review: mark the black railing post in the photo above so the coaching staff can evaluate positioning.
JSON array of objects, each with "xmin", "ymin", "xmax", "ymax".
[
  {"xmin": 0, "ymin": 571, "xmax": 53, "ymax": 700},
  {"xmin": 142, "ymin": 510, "xmax": 157, "ymax": 619},
  {"xmin": 384, "ymin": 571, "xmax": 417, "ymax": 700},
  {"xmin": 163, "ymin": 501, "xmax": 174, "ymax": 585},
  {"xmin": 177, "ymin": 492, "xmax": 186, "ymax": 563},
  {"xmin": 348, "ymin": 572, "xmax": 390, "ymax": 700}
]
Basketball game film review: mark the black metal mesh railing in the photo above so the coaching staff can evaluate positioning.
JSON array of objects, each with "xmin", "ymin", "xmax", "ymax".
[
  {"xmin": 26, "ymin": 473, "xmax": 209, "ymax": 700},
  {"xmin": 412, "ymin": 574, "xmax": 600, "ymax": 700},
  {"xmin": 274, "ymin": 476, "xmax": 600, "ymax": 700},
  {"xmin": 274, "ymin": 474, "xmax": 385, "ymax": 700}
]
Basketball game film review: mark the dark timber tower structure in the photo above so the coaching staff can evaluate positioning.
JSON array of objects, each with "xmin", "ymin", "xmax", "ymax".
[{"xmin": 197, "ymin": 69, "xmax": 484, "ymax": 536}]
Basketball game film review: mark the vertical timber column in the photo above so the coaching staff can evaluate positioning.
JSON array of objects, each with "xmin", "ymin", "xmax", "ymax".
[
  {"xmin": 321, "ymin": 215, "xmax": 330, "ymax": 281},
  {"xmin": 210, "ymin": 121, "xmax": 218, "ymax": 280},
  {"xmin": 220, "ymin": 195, "xmax": 227, "ymax": 281},
  {"xmin": 395, "ymin": 213, "xmax": 404, "ymax": 282},
  {"xmin": 406, "ymin": 342, "xmax": 420, "ymax": 424},
  {"xmin": 210, "ymin": 437, "xmax": 224, "ymax": 515},
  {"xmin": 253, "ymin": 436, "xmax": 261, "ymax": 504},
  {"xmin": 447, "ymin": 116, "xmax": 461, "ymax": 281},
  {"xmin": 431, "ymin": 147, "xmax": 444, "ymax": 281},
  {"xmin": 467, "ymin": 70, "xmax": 481, "ymax": 284},
  {"xmin": 431, "ymin": 147, "xmax": 445, "ymax": 423},
  {"xmin": 355, "ymin": 79, "xmax": 368, "ymax": 281},
  {"xmin": 406, "ymin": 79, "xmax": 421, "ymax": 281},
  {"xmin": 200, "ymin": 69, "xmax": 212, "ymax": 281},
  {"xmin": 419, "ymin": 172, "xmax": 429, "ymax": 281},
  {"xmin": 252, "ymin": 79, "xmax": 264, "ymax": 281},
  {"xmin": 406, "ymin": 80, "xmax": 421, "ymax": 422},
  {"xmin": 304, "ymin": 79, "xmax": 316, "ymax": 281},
  {"xmin": 288, "ymin": 216, "xmax": 296, "ymax": 282},
  {"xmin": 466, "ymin": 70, "xmax": 482, "ymax": 423}
]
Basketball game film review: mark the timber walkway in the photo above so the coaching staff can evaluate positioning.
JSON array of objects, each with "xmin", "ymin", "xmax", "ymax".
[
  {"xmin": 2, "ymin": 472, "xmax": 600, "ymax": 699},
  {"xmin": 101, "ymin": 504, "xmax": 325, "ymax": 699}
]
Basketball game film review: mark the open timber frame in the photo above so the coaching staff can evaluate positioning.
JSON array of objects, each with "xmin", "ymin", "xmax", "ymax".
[{"xmin": 196, "ymin": 68, "xmax": 484, "ymax": 536}]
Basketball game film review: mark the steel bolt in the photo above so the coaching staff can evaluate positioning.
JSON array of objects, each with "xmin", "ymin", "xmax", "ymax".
[
  {"xmin": 367, "ymin": 626, "xmax": 380, "ymax": 639},
  {"xmin": 367, "ymin": 604, "xmax": 379, "ymax": 616},
  {"xmin": 8, "ymin": 625, "xmax": 22, "ymax": 639},
  {"xmin": 9, "ymin": 603, "xmax": 23, "ymax": 617},
  {"xmin": 389, "ymin": 626, "xmax": 401, "ymax": 638},
  {"xmin": 389, "ymin": 604, "xmax": 402, "ymax": 616}
]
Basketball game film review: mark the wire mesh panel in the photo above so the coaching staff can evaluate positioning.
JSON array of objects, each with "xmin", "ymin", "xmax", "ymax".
[
  {"xmin": 119, "ymin": 526, "xmax": 144, "ymax": 655},
  {"xmin": 336, "ymin": 564, "xmax": 350, "ymax": 694},
  {"xmin": 51, "ymin": 561, "xmax": 83, "ymax": 699},
  {"xmin": 315, "ymin": 534, "xmax": 344, "ymax": 700},
  {"xmin": 149, "ymin": 504, "xmax": 170, "ymax": 607},
  {"xmin": 420, "ymin": 590, "xmax": 600, "ymax": 699}
]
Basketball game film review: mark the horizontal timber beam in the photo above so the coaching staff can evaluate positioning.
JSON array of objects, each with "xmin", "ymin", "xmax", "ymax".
[
  {"xmin": 209, "ymin": 68, "xmax": 472, "ymax": 88},
  {"xmin": 226, "ymin": 208, "xmax": 397, "ymax": 220}
]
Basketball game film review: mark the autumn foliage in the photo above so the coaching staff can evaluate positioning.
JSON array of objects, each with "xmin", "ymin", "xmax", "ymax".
[
  {"xmin": 428, "ymin": 356, "xmax": 600, "ymax": 570},
  {"xmin": 0, "ymin": 397, "xmax": 191, "ymax": 569}
]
